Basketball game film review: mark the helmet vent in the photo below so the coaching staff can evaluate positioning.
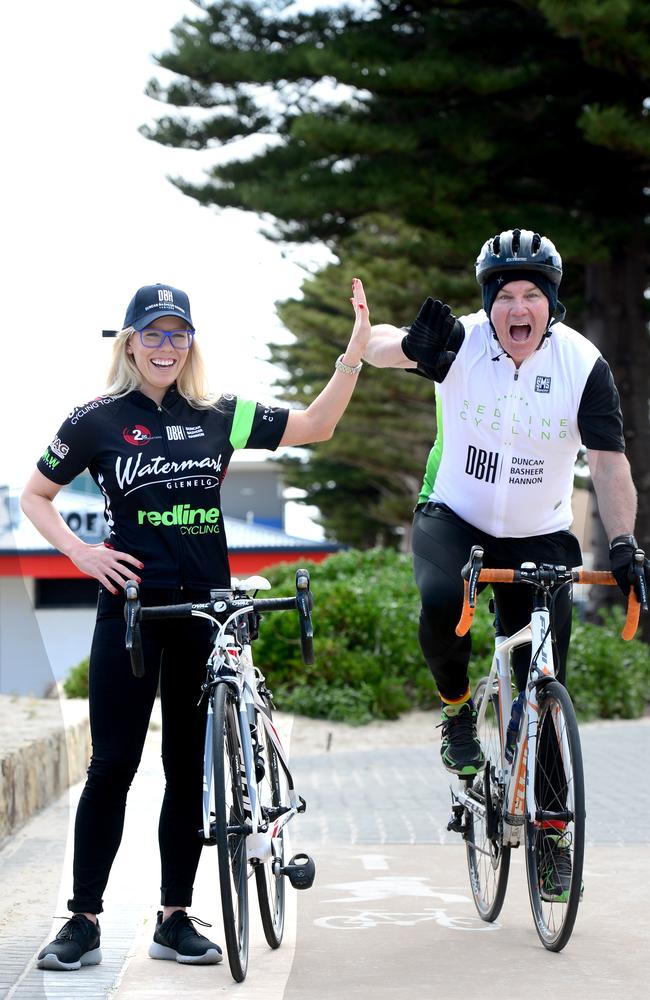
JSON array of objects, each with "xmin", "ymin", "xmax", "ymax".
[{"xmin": 475, "ymin": 228, "xmax": 562, "ymax": 286}]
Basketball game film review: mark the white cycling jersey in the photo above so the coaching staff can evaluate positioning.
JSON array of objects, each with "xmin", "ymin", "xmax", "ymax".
[{"xmin": 420, "ymin": 310, "xmax": 603, "ymax": 537}]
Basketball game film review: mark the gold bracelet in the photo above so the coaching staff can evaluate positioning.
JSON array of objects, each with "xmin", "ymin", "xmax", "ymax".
[{"xmin": 335, "ymin": 354, "xmax": 363, "ymax": 375}]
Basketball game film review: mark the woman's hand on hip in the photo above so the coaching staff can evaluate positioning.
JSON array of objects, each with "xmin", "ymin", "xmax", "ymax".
[{"xmin": 69, "ymin": 542, "xmax": 144, "ymax": 595}]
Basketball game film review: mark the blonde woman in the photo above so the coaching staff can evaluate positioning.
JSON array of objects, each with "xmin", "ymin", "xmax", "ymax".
[{"xmin": 21, "ymin": 280, "xmax": 370, "ymax": 971}]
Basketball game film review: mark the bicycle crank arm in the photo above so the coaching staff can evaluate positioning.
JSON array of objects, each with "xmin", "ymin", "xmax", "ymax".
[{"xmin": 451, "ymin": 786, "xmax": 487, "ymax": 824}]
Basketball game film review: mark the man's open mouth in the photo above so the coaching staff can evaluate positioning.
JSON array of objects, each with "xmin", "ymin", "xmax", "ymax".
[{"xmin": 509, "ymin": 324, "xmax": 531, "ymax": 343}]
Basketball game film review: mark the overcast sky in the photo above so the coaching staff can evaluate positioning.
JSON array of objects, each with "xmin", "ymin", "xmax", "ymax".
[{"xmin": 1, "ymin": 0, "xmax": 343, "ymax": 536}]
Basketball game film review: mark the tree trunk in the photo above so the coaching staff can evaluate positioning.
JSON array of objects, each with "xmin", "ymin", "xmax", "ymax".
[{"xmin": 583, "ymin": 245, "xmax": 650, "ymax": 641}]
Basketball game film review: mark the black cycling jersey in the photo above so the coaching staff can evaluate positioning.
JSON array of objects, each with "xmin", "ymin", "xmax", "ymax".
[{"xmin": 37, "ymin": 386, "xmax": 289, "ymax": 588}]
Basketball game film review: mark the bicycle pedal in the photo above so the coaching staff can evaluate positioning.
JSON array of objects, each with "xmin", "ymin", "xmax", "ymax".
[
  {"xmin": 281, "ymin": 852, "xmax": 315, "ymax": 889},
  {"xmin": 447, "ymin": 803, "xmax": 465, "ymax": 834},
  {"xmin": 198, "ymin": 826, "xmax": 217, "ymax": 846}
]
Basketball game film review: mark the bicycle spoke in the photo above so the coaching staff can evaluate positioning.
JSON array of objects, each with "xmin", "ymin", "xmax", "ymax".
[
  {"xmin": 212, "ymin": 684, "xmax": 249, "ymax": 982},
  {"xmin": 254, "ymin": 693, "xmax": 287, "ymax": 949},
  {"xmin": 525, "ymin": 680, "xmax": 585, "ymax": 952},
  {"xmin": 465, "ymin": 677, "xmax": 510, "ymax": 922}
]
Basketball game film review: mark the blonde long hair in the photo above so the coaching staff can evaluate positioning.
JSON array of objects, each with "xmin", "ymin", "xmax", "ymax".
[{"xmin": 104, "ymin": 328, "xmax": 220, "ymax": 409}]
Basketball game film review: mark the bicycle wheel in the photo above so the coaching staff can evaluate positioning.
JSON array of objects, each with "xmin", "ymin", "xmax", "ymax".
[
  {"xmin": 254, "ymin": 691, "xmax": 287, "ymax": 948},
  {"xmin": 465, "ymin": 676, "xmax": 511, "ymax": 922},
  {"xmin": 212, "ymin": 682, "xmax": 249, "ymax": 982},
  {"xmin": 525, "ymin": 679, "xmax": 585, "ymax": 952}
]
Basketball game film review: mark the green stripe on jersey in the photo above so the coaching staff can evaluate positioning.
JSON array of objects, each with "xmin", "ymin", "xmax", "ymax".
[
  {"xmin": 229, "ymin": 398, "xmax": 257, "ymax": 450},
  {"xmin": 418, "ymin": 391, "xmax": 444, "ymax": 503}
]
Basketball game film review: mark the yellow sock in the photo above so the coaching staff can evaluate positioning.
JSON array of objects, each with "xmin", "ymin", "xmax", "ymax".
[{"xmin": 440, "ymin": 685, "xmax": 471, "ymax": 716}]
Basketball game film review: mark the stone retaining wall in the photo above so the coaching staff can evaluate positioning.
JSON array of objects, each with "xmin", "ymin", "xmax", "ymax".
[{"xmin": 0, "ymin": 695, "xmax": 90, "ymax": 843}]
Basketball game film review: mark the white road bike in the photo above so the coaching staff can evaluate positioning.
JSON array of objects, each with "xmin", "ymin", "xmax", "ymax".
[
  {"xmin": 124, "ymin": 569, "xmax": 316, "ymax": 982},
  {"xmin": 447, "ymin": 545, "xmax": 643, "ymax": 952}
]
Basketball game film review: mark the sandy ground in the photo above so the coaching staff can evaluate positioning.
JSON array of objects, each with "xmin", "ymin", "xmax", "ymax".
[{"xmin": 280, "ymin": 708, "xmax": 440, "ymax": 756}]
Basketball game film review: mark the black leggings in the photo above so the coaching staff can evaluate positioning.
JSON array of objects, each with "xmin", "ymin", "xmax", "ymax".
[
  {"xmin": 411, "ymin": 504, "xmax": 583, "ymax": 700},
  {"xmin": 68, "ymin": 586, "xmax": 214, "ymax": 914}
]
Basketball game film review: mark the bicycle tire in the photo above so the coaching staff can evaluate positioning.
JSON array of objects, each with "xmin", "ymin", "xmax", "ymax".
[
  {"xmin": 465, "ymin": 676, "xmax": 511, "ymax": 922},
  {"xmin": 254, "ymin": 692, "xmax": 287, "ymax": 948},
  {"xmin": 212, "ymin": 682, "xmax": 249, "ymax": 982},
  {"xmin": 524, "ymin": 679, "xmax": 585, "ymax": 952}
]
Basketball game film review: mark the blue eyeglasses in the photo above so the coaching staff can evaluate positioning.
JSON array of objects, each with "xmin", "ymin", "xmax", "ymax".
[{"xmin": 138, "ymin": 328, "xmax": 195, "ymax": 349}]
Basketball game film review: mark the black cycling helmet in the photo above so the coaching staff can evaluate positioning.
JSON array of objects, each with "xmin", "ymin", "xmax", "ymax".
[{"xmin": 476, "ymin": 228, "xmax": 562, "ymax": 287}]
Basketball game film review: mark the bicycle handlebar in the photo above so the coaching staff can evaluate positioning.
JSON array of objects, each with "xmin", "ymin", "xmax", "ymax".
[
  {"xmin": 454, "ymin": 546, "xmax": 642, "ymax": 641},
  {"xmin": 123, "ymin": 568, "xmax": 315, "ymax": 677}
]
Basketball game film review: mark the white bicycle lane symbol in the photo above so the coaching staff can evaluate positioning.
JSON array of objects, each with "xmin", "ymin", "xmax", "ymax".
[{"xmin": 314, "ymin": 876, "xmax": 500, "ymax": 932}]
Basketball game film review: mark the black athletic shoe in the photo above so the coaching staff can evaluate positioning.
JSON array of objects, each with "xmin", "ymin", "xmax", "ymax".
[
  {"xmin": 539, "ymin": 833, "xmax": 574, "ymax": 902},
  {"xmin": 148, "ymin": 910, "xmax": 223, "ymax": 965},
  {"xmin": 439, "ymin": 701, "xmax": 485, "ymax": 777},
  {"xmin": 37, "ymin": 914, "xmax": 102, "ymax": 971}
]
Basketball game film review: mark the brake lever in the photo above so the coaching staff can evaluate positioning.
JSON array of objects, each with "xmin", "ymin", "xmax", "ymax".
[
  {"xmin": 296, "ymin": 568, "xmax": 314, "ymax": 665},
  {"xmin": 461, "ymin": 545, "xmax": 484, "ymax": 609},
  {"xmin": 633, "ymin": 548, "xmax": 648, "ymax": 612},
  {"xmin": 124, "ymin": 579, "xmax": 145, "ymax": 678}
]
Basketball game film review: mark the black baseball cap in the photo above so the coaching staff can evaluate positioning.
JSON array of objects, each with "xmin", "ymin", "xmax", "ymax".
[{"xmin": 123, "ymin": 283, "xmax": 194, "ymax": 331}]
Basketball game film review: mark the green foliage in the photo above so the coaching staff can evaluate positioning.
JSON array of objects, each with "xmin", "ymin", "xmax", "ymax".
[
  {"xmin": 143, "ymin": 0, "xmax": 649, "ymax": 250},
  {"xmin": 256, "ymin": 549, "xmax": 436, "ymax": 722},
  {"xmin": 60, "ymin": 551, "xmax": 650, "ymax": 721},
  {"xmin": 63, "ymin": 656, "xmax": 89, "ymax": 699},
  {"xmin": 256, "ymin": 549, "xmax": 650, "ymax": 723},
  {"xmin": 271, "ymin": 216, "xmax": 470, "ymax": 545},
  {"xmin": 567, "ymin": 606, "xmax": 650, "ymax": 720},
  {"xmin": 143, "ymin": 0, "xmax": 650, "ymax": 618}
]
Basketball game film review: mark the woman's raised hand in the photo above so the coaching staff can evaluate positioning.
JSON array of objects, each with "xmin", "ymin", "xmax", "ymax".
[{"xmin": 349, "ymin": 277, "xmax": 371, "ymax": 355}]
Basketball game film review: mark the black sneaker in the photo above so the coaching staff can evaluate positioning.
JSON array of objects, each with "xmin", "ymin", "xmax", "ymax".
[
  {"xmin": 37, "ymin": 914, "xmax": 102, "ymax": 971},
  {"xmin": 439, "ymin": 701, "xmax": 485, "ymax": 777},
  {"xmin": 148, "ymin": 910, "xmax": 223, "ymax": 965},
  {"xmin": 538, "ymin": 832, "xmax": 574, "ymax": 902}
]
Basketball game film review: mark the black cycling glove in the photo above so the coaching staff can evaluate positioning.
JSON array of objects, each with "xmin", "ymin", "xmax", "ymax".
[
  {"xmin": 609, "ymin": 536, "xmax": 649, "ymax": 611},
  {"xmin": 401, "ymin": 297, "xmax": 465, "ymax": 369}
]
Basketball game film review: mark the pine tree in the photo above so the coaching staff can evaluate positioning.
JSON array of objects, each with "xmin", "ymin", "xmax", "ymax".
[
  {"xmin": 144, "ymin": 0, "xmax": 650, "ymax": 573},
  {"xmin": 270, "ymin": 214, "xmax": 477, "ymax": 546}
]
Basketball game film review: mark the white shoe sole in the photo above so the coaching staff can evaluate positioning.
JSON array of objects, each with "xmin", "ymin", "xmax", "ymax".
[
  {"xmin": 37, "ymin": 947, "xmax": 102, "ymax": 971},
  {"xmin": 148, "ymin": 942, "xmax": 222, "ymax": 965}
]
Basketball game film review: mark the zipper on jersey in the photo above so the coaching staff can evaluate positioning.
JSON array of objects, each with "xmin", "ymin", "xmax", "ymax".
[{"xmin": 493, "ymin": 364, "xmax": 522, "ymax": 534}]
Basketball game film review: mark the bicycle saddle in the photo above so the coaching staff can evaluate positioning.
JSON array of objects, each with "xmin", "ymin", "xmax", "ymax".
[{"xmin": 230, "ymin": 575, "xmax": 272, "ymax": 592}]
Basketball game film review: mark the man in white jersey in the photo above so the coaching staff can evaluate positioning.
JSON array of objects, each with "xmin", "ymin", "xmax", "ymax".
[{"xmin": 363, "ymin": 228, "xmax": 648, "ymax": 814}]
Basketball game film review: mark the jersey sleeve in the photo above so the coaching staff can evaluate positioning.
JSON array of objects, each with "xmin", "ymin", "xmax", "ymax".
[
  {"xmin": 577, "ymin": 357, "xmax": 625, "ymax": 451},
  {"xmin": 36, "ymin": 409, "xmax": 98, "ymax": 485},
  {"xmin": 226, "ymin": 397, "xmax": 290, "ymax": 451}
]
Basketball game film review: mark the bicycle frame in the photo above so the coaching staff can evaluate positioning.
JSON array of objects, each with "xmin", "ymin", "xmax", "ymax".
[
  {"xmin": 201, "ymin": 603, "xmax": 302, "ymax": 864},
  {"xmin": 453, "ymin": 595, "xmax": 568, "ymax": 850}
]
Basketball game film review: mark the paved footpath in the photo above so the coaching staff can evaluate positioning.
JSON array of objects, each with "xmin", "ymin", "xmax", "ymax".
[{"xmin": 1, "ymin": 710, "xmax": 649, "ymax": 999}]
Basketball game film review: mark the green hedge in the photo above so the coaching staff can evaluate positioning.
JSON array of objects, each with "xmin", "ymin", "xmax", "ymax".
[
  {"xmin": 64, "ymin": 656, "xmax": 89, "ymax": 699},
  {"xmin": 63, "ymin": 548, "xmax": 650, "ymax": 724},
  {"xmin": 255, "ymin": 549, "xmax": 650, "ymax": 724}
]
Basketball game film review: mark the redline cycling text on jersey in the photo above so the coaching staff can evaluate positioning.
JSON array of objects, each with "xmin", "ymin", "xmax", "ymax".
[{"xmin": 37, "ymin": 387, "xmax": 289, "ymax": 589}]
